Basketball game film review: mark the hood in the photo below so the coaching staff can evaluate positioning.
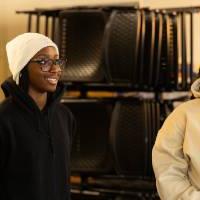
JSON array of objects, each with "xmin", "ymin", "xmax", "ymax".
[
  {"xmin": 191, "ymin": 78, "xmax": 200, "ymax": 98},
  {"xmin": 1, "ymin": 77, "xmax": 65, "ymax": 113}
]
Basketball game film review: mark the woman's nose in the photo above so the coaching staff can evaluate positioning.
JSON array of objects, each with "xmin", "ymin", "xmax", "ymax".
[{"xmin": 49, "ymin": 64, "xmax": 62, "ymax": 73}]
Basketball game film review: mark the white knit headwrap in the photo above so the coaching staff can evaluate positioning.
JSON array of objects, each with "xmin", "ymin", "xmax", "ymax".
[{"xmin": 6, "ymin": 32, "xmax": 59, "ymax": 84}]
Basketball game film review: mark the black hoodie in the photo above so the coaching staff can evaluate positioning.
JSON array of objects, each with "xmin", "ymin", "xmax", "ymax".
[{"xmin": 0, "ymin": 78, "xmax": 75, "ymax": 200}]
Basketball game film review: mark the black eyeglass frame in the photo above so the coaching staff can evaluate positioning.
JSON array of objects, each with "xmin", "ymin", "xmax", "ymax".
[{"xmin": 29, "ymin": 58, "xmax": 67, "ymax": 72}]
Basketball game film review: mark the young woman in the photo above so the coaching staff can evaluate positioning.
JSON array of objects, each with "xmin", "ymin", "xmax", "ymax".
[
  {"xmin": 0, "ymin": 33, "xmax": 75, "ymax": 200},
  {"xmin": 152, "ymin": 78, "xmax": 200, "ymax": 199}
]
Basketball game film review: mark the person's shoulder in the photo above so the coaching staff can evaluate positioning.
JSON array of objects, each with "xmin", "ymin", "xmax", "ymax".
[
  {"xmin": 57, "ymin": 102, "xmax": 71, "ymax": 113},
  {"xmin": 0, "ymin": 97, "xmax": 13, "ymax": 114},
  {"xmin": 55, "ymin": 102, "xmax": 74, "ymax": 118},
  {"xmin": 0, "ymin": 97, "xmax": 14, "ymax": 120},
  {"xmin": 174, "ymin": 98, "xmax": 200, "ymax": 113},
  {"xmin": 168, "ymin": 98, "xmax": 200, "ymax": 122}
]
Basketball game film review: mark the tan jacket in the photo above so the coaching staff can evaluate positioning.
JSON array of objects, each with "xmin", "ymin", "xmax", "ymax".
[{"xmin": 152, "ymin": 78, "xmax": 200, "ymax": 200}]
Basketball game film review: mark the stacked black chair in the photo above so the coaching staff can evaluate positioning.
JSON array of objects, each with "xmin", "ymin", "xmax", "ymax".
[
  {"xmin": 59, "ymin": 9, "xmax": 110, "ymax": 82},
  {"xmin": 63, "ymin": 99, "xmax": 114, "ymax": 175},
  {"xmin": 157, "ymin": 11, "xmax": 194, "ymax": 91},
  {"xmin": 109, "ymin": 97, "xmax": 181, "ymax": 178},
  {"xmin": 140, "ymin": 11, "xmax": 156, "ymax": 90},
  {"xmin": 104, "ymin": 9, "xmax": 141, "ymax": 85},
  {"xmin": 109, "ymin": 99, "xmax": 161, "ymax": 178},
  {"xmin": 104, "ymin": 9, "xmax": 155, "ymax": 89},
  {"xmin": 152, "ymin": 12, "xmax": 163, "ymax": 90}
]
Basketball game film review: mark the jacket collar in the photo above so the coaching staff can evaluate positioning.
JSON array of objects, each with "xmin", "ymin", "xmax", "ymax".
[{"xmin": 1, "ymin": 77, "xmax": 65, "ymax": 114}]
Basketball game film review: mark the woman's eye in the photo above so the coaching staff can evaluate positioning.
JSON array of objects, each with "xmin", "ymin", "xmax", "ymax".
[
  {"xmin": 39, "ymin": 60, "xmax": 46, "ymax": 65},
  {"xmin": 55, "ymin": 60, "xmax": 60, "ymax": 65}
]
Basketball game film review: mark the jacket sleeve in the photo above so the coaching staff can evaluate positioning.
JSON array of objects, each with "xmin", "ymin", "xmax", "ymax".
[{"xmin": 152, "ymin": 105, "xmax": 200, "ymax": 200}]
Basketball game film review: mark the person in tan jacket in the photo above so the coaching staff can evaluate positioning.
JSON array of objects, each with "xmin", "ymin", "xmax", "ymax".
[{"xmin": 152, "ymin": 78, "xmax": 200, "ymax": 200}]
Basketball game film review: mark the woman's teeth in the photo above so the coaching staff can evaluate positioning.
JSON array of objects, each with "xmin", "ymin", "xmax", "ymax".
[{"xmin": 46, "ymin": 78, "xmax": 58, "ymax": 84}]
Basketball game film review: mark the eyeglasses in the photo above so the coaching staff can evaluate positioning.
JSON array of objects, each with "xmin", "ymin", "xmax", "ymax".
[{"xmin": 30, "ymin": 58, "xmax": 67, "ymax": 72}]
